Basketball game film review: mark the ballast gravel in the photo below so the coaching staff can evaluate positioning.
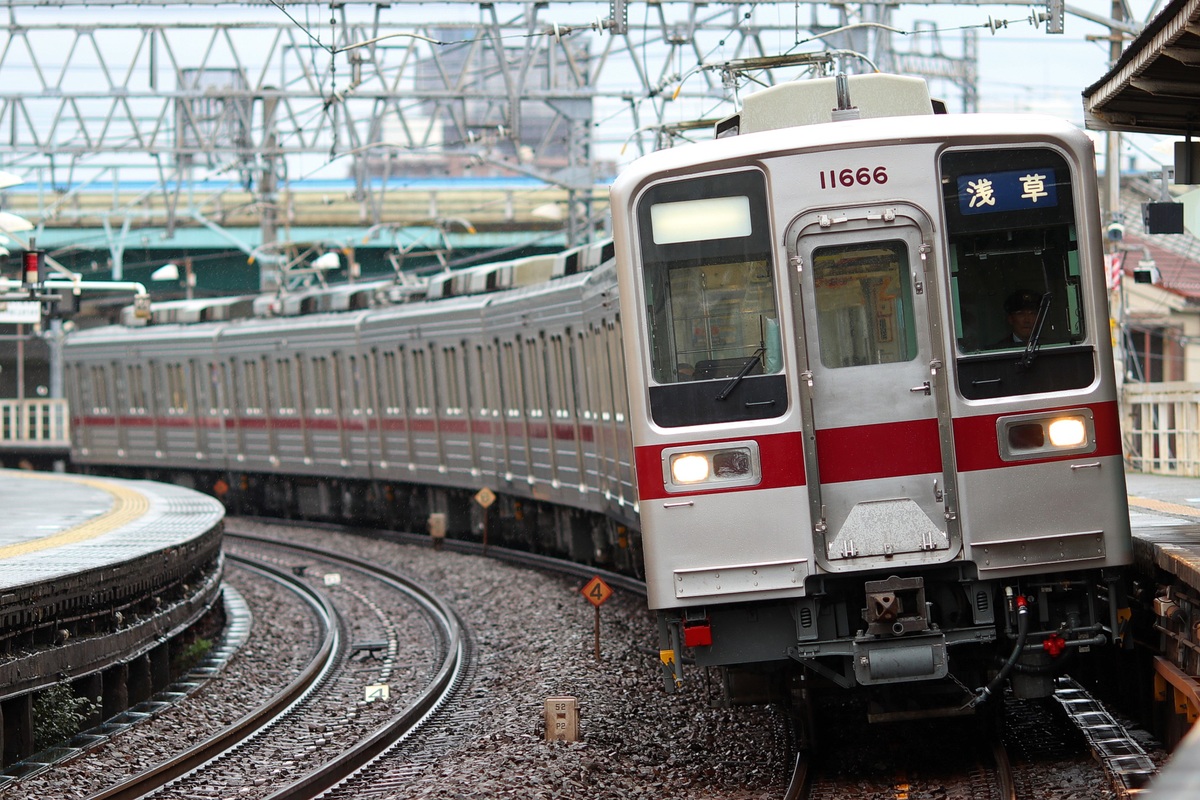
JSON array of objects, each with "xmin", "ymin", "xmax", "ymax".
[{"xmin": 5, "ymin": 524, "xmax": 792, "ymax": 799}]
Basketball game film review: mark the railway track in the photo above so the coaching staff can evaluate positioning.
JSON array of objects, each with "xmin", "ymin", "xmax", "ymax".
[
  {"xmin": 86, "ymin": 531, "xmax": 465, "ymax": 800},
  {"xmin": 788, "ymin": 721, "xmax": 1017, "ymax": 800},
  {"xmin": 782, "ymin": 674, "xmax": 1160, "ymax": 800},
  {"xmin": 20, "ymin": 515, "xmax": 1148, "ymax": 800}
]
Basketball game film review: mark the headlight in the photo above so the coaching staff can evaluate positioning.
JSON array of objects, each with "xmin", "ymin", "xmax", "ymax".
[
  {"xmin": 670, "ymin": 453, "xmax": 710, "ymax": 484},
  {"xmin": 663, "ymin": 441, "xmax": 761, "ymax": 492},
  {"xmin": 1047, "ymin": 417, "xmax": 1087, "ymax": 447},
  {"xmin": 998, "ymin": 410, "xmax": 1095, "ymax": 461}
]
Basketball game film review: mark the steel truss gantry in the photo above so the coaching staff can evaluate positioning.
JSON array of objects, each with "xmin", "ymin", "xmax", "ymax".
[{"xmin": 0, "ymin": 0, "xmax": 1039, "ymax": 287}]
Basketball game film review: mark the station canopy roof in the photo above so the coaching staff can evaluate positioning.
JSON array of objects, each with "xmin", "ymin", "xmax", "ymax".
[{"xmin": 1083, "ymin": 0, "xmax": 1200, "ymax": 136}]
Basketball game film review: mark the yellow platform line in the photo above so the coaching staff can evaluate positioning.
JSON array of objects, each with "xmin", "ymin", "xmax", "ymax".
[
  {"xmin": 1127, "ymin": 495, "xmax": 1200, "ymax": 520},
  {"xmin": 0, "ymin": 473, "xmax": 150, "ymax": 560}
]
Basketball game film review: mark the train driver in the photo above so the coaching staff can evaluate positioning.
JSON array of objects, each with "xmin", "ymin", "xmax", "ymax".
[{"xmin": 993, "ymin": 289, "xmax": 1042, "ymax": 348}]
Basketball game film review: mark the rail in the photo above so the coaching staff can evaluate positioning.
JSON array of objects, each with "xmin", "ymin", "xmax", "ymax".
[{"xmin": 0, "ymin": 398, "xmax": 69, "ymax": 449}]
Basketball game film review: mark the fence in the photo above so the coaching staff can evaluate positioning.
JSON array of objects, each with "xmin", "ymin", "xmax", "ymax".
[
  {"xmin": 1122, "ymin": 382, "xmax": 1200, "ymax": 475},
  {"xmin": 0, "ymin": 399, "xmax": 70, "ymax": 450}
]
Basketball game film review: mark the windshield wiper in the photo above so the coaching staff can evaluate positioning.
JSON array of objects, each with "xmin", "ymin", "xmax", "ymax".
[
  {"xmin": 717, "ymin": 346, "xmax": 765, "ymax": 401},
  {"xmin": 1016, "ymin": 292, "xmax": 1052, "ymax": 370}
]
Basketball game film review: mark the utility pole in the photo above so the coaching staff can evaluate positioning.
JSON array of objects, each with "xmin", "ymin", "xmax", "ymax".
[{"xmin": 1104, "ymin": 0, "xmax": 1124, "ymax": 229}]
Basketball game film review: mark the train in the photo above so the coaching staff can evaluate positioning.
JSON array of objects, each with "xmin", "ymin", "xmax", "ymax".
[{"xmin": 64, "ymin": 72, "xmax": 1133, "ymax": 723}]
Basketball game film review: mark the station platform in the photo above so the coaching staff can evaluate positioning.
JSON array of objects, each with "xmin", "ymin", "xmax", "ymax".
[
  {"xmin": 0, "ymin": 468, "xmax": 225, "ymax": 766},
  {"xmin": 0, "ymin": 469, "xmax": 224, "ymax": 592}
]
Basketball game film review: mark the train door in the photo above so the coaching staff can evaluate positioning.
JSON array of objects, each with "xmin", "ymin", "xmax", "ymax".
[{"xmin": 785, "ymin": 205, "xmax": 959, "ymax": 572}]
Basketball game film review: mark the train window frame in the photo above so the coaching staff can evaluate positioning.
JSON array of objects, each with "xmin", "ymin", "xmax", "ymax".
[
  {"xmin": 242, "ymin": 358, "xmax": 263, "ymax": 415},
  {"xmin": 310, "ymin": 355, "xmax": 333, "ymax": 415},
  {"xmin": 166, "ymin": 363, "xmax": 188, "ymax": 414},
  {"xmin": 397, "ymin": 346, "xmax": 414, "ymax": 418},
  {"xmin": 275, "ymin": 357, "xmax": 296, "ymax": 414},
  {"xmin": 125, "ymin": 363, "xmax": 147, "ymax": 414},
  {"xmin": 149, "ymin": 361, "xmax": 164, "ymax": 418},
  {"xmin": 810, "ymin": 239, "xmax": 919, "ymax": 369},
  {"xmin": 344, "ymin": 354, "xmax": 363, "ymax": 415},
  {"xmin": 92, "ymin": 365, "xmax": 111, "ymax": 414},
  {"xmin": 379, "ymin": 349, "xmax": 401, "ymax": 415},
  {"xmin": 410, "ymin": 347, "xmax": 430, "ymax": 415},
  {"xmin": 634, "ymin": 168, "xmax": 788, "ymax": 428},
  {"xmin": 440, "ymin": 345, "xmax": 463, "ymax": 416},
  {"xmin": 212, "ymin": 361, "xmax": 230, "ymax": 415},
  {"xmin": 474, "ymin": 344, "xmax": 492, "ymax": 419},
  {"xmin": 939, "ymin": 145, "xmax": 1095, "ymax": 400},
  {"xmin": 520, "ymin": 336, "xmax": 547, "ymax": 420},
  {"xmin": 188, "ymin": 359, "xmax": 205, "ymax": 419},
  {"xmin": 608, "ymin": 319, "xmax": 629, "ymax": 424}
]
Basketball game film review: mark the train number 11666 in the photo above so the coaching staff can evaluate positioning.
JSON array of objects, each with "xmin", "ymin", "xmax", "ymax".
[{"xmin": 819, "ymin": 166, "xmax": 889, "ymax": 189}]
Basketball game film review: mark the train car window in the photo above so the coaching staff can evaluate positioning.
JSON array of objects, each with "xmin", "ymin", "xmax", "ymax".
[
  {"xmin": 259, "ymin": 356, "xmax": 273, "ymax": 415},
  {"xmin": 69, "ymin": 364, "xmax": 83, "ymax": 411},
  {"xmin": 571, "ymin": 331, "xmax": 590, "ymax": 422},
  {"xmin": 214, "ymin": 362, "xmax": 230, "ymax": 414},
  {"xmin": 227, "ymin": 358, "xmax": 242, "ymax": 415},
  {"xmin": 519, "ymin": 338, "xmax": 545, "ymax": 420},
  {"xmin": 429, "ymin": 346, "xmax": 443, "ymax": 414},
  {"xmin": 311, "ymin": 357, "xmax": 331, "ymax": 413},
  {"xmin": 636, "ymin": 169, "xmax": 787, "ymax": 427},
  {"xmin": 940, "ymin": 147, "xmax": 1094, "ymax": 399},
  {"xmin": 459, "ymin": 342, "xmax": 475, "ymax": 417},
  {"xmin": 344, "ymin": 355, "xmax": 359, "ymax": 413},
  {"xmin": 397, "ymin": 347, "xmax": 413, "ymax": 415},
  {"xmin": 189, "ymin": 361, "xmax": 205, "ymax": 416},
  {"xmin": 126, "ymin": 364, "xmax": 146, "ymax": 413},
  {"xmin": 637, "ymin": 170, "xmax": 780, "ymax": 383},
  {"xmin": 149, "ymin": 362, "xmax": 163, "ymax": 417},
  {"xmin": 379, "ymin": 351, "xmax": 400, "ymax": 414},
  {"xmin": 812, "ymin": 241, "xmax": 918, "ymax": 368},
  {"xmin": 275, "ymin": 358, "xmax": 295, "ymax": 412},
  {"xmin": 293, "ymin": 356, "xmax": 308, "ymax": 417},
  {"xmin": 550, "ymin": 335, "xmax": 572, "ymax": 419},
  {"xmin": 581, "ymin": 326, "xmax": 601, "ymax": 422},
  {"xmin": 474, "ymin": 345, "xmax": 490, "ymax": 417},
  {"xmin": 607, "ymin": 320, "xmax": 628, "ymax": 423},
  {"xmin": 92, "ymin": 365, "xmax": 110, "ymax": 413},
  {"xmin": 502, "ymin": 341, "xmax": 522, "ymax": 420},
  {"xmin": 167, "ymin": 363, "xmax": 187, "ymax": 413},
  {"xmin": 441, "ymin": 346, "xmax": 462, "ymax": 414},
  {"xmin": 243, "ymin": 359, "xmax": 262, "ymax": 413},
  {"xmin": 411, "ymin": 348, "xmax": 430, "ymax": 414}
]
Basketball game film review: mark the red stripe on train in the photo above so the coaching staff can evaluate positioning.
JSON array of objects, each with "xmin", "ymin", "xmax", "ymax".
[
  {"xmin": 952, "ymin": 400, "xmax": 1122, "ymax": 471},
  {"xmin": 815, "ymin": 418, "xmax": 943, "ymax": 484}
]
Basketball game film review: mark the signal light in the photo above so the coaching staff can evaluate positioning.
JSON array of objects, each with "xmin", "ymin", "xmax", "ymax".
[{"xmin": 22, "ymin": 249, "xmax": 45, "ymax": 288}]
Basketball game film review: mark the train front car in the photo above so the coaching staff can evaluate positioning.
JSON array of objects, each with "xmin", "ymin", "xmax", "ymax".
[{"xmin": 610, "ymin": 74, "xmax": 1133, "ymax": 719}]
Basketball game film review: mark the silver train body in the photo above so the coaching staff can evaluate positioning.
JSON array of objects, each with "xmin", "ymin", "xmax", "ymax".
[
  {"xmin": 609, "ymin": 75, "xmax": 1132, "ymax": 712},
  {"xmin": 65, "ymin": 243, "xmax": 644, "ymax": 574},
  {"xmin": 64, "ymin": 73, "xmax": 1133, "ymax": 713}
]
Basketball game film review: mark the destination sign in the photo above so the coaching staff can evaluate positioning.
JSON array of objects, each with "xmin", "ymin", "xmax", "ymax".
[{"xmin": 957, "ymin": 168, "xmax": 1058, "ymax": 215}]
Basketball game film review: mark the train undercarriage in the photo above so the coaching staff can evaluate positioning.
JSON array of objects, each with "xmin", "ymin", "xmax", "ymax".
[{"xmin": 658, "ymin": 566, "xmax": 1131, "ymax": 724}]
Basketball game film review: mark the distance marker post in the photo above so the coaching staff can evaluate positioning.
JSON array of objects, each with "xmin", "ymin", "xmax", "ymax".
[{"xmin": 580, "ymin": 575, "xmax": 613, "ymax": 661}]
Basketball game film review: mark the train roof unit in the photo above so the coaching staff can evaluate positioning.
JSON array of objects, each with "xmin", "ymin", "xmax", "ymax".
[
  {"xmin": 715, "ymin": 72, "xmax": 938, "ymax": 137},
  {"xmin": 114, "ymin": 239, "xmax": 616, "ymax": 328}
]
